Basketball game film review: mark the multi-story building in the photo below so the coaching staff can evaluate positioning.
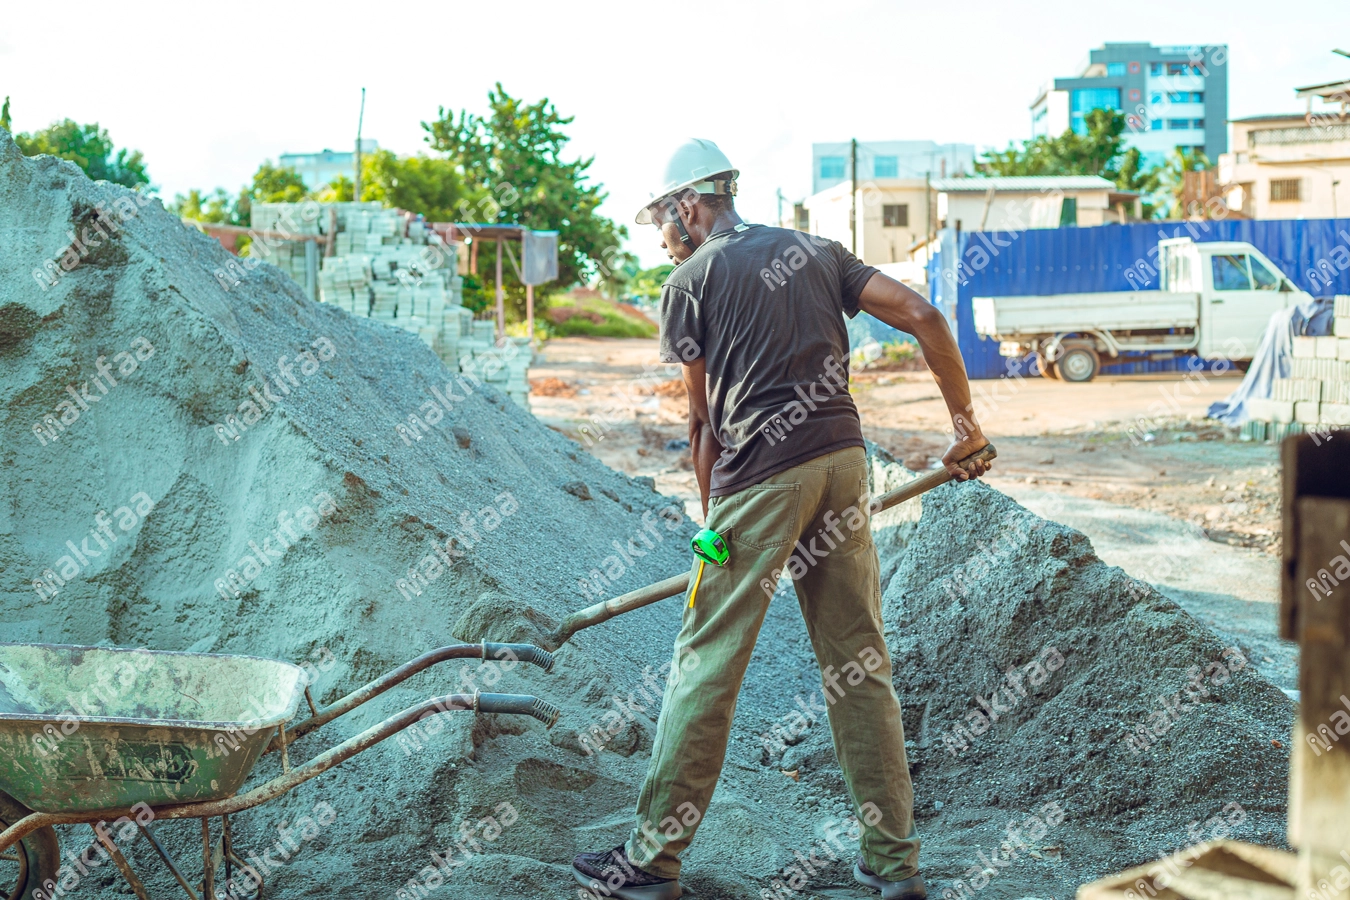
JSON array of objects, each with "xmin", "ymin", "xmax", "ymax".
[
  {"xmin": 811, "ymin": 141, "xmax": 975, "ymax": 196},
  {"xmin": 1030, "ymin": 42, "xmax": 1228, "ymax": 168},
  {"xmin": 279, "ymin": 139, "xmax": 379, "ymax": 190},
  {"xmin": 1218, "ymin": 71, "xmax": 1350, "ymax": 219}
]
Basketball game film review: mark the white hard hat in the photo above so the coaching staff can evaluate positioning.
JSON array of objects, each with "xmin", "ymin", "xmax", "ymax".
[{"xmin": 636, "ymin": 139, "xmax": 739, "ymax": 224}]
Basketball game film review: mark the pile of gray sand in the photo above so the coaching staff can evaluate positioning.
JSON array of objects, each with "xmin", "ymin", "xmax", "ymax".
[
  {"xmin": 0, "ymin": 131, "xmax": 851, "ymax": 899},
  {"xmin": 757, "ymin": 470, "xmax": 1294, "ymax": 896}
]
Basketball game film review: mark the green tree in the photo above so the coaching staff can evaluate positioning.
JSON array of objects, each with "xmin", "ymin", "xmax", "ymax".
[
  {"xmin": 1, "ymin": 96, "xmax": 11, "ymax": 133},
  {"xmin": 358, "ymin": 150, "xmax": 469, "ymax": 221},
  {"xmin": 1157, "ymin": 147, "xmax": 1212, "ymax": 219},
  {"xmin": 176, "ymin": 161, "xmax": 311, "ymax": 228},
  {"xmin": 171, "ymin": 187, "xmax": 245, "ymax": 225},
  {"xmin": 13, "ymin": 118, "xmax": 149, "ymax": 187},
  {"xmin": 626, "ymin": 264, "xmax": 674, "ymax": 302},
  {"xmin": 422, "ymin": 84, "xmax": 630, "ymax": 319},
  {"xmin": 981, "ymin": 108, "xmax": 1164, "ymax": 215}
]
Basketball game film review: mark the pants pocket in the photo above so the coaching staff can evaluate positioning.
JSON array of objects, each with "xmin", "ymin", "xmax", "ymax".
[{"xmin": 711, "ymin": 483, "xmax": 800, "ymax": 551}]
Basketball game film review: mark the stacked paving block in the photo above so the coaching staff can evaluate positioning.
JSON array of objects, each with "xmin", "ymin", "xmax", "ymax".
[
  {"xmin": 1244, "ymin": 296, "xmax": 1350, "ymax": 441},
  {"xmin": 249, "ymin": 201, "xmax": 532, "ymax": 409}
]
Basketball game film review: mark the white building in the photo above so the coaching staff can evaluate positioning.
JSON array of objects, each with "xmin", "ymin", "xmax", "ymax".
[
  {"xmin": 803, "ymin": 175, "xmax": 1139, "ymax": 269},
  {"xmin": 1218, "ymin": 72, "xmax": 1350, "ymax": 220},
  {"xmin": 811, "ymin": 141, "xmax": 975, "ymax": 196},
  {"xmin": 279, "ymin": 139, "xmax": 379, "ymax": 190}
]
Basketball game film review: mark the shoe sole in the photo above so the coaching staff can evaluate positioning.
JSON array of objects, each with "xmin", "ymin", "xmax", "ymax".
[
  {"xmin": 571, "ymin": 865, "xmax": 683, "ymax": 900},
  {"xmin": 853, "ymin": 862, "xmax": 926, "ymax": 900}
]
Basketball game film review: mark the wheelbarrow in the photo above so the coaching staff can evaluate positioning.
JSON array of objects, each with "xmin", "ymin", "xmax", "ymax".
[{"xmin": 0, "ymin": 641, "xmax": 559, "ymax": 900}]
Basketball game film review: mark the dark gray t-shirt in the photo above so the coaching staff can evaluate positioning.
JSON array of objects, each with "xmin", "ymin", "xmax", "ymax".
[{"xmin": 659, "ymin": 225, "xmax": 878, "ymax": 498}]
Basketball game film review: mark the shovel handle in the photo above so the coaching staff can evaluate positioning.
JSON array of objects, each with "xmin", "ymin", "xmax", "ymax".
[{"xmin": 548, "ymin": 443, "xmax": 995, "ymax": 647}]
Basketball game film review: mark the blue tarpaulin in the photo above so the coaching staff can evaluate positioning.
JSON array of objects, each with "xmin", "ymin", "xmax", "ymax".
[{"xmin": 927, "ymin": 218, "xmax": 1350, "ymax": 379}]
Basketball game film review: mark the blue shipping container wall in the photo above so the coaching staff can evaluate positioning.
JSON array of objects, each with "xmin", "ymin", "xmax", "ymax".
[{"xmin": 929, "ymin": 218, "xmax": 1350, "ymax": 379}]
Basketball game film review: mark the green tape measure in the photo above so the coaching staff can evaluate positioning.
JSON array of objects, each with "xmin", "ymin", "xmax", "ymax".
[{"xmin": 691, "ymin": 528, "xmax": 728, "ymax": 567}]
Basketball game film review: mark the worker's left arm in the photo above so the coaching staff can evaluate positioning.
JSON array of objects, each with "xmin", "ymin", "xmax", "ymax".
[
  {"xmin": 682, "ymin": 358, "xmax": 723, "ymax": 518},
  {"xmin": 857, "ymin": 272, "xmax": 992, "ymax": 480}
]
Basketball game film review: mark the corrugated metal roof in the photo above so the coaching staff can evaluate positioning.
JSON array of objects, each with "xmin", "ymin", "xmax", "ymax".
[{"xmin": 930, "ymin": 175, "xmax": 1118, "ymax": 192}]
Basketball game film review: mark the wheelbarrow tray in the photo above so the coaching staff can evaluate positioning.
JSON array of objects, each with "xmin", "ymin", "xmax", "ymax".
[{"xmin": 0, "ymin": 643, "xmax": 305, "ymax": 815}]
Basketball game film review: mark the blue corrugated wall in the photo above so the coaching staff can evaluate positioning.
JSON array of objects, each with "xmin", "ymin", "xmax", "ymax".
[{"xmin": 930, "ymin": 218, "xmax": 1350, "ymax": 379}]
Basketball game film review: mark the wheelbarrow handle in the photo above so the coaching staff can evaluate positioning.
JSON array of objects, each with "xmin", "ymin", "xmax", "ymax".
[
  {"xmin": 484, "ymin": 642, "xmax": 555, "ymax": 674},
  {"xmin": 475, "ymin": 692, "xmax": 562, "ymax": 728},
  {"xmin": 273, "ymin": 641, "xmax": 554, "ymax": 751}
]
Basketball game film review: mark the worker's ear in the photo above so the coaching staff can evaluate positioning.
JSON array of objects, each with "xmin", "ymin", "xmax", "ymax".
[{"xmin": 676, "ymin": 192, "xmax": 699, "ymax": 225}]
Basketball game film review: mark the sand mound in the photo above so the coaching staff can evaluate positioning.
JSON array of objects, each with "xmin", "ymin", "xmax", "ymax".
[
  {"xmin": 762, "ymin": 475, "xmax": 1293, "ymax": 891},
  {"xmin": 0, "ymin": 133, "xmax": 849, "ymax": 899}
]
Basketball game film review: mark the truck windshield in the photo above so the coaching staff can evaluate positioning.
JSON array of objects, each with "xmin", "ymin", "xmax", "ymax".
[
  {"xmin": 1250, "ymin": 258, "xmax": 1281, "ymax": 290},
  {"xmin": 1212, "ymin": 255, "xmax": 1253, "ymax": 291}
]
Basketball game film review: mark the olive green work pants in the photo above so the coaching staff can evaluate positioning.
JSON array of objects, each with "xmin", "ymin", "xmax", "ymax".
[{"xmin": 625, "ymin": 446, "xmax": 919, "ymax": 881}]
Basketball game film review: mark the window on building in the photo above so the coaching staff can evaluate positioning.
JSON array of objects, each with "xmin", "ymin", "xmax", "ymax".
[
  {"xmin": 1212, "ymin": 255, "xmax": 1253, "ymax": 291},
  {"xmin": 873, "ymin": 156, "xmax": 898, "ymax": 178},
  {"xmin": 820, "ymin": 157, "xmax": 846, "ymax": 180},
  {"xmin": 1192, "ymin": 91, "xmax": 1204, "ymax": 102},
  {"xmin": 1193, "ymin": 118, "xmax": 1205, "ymax": 129},
  {"xmin": 1167, "ymin": 91, "xmax": 1186, "ymax": 102},
  {"xmin": 1070, "ymin": 88, "xmax": 1121, "ymax": 134},
  {"xmin": 1107, "ymin": 62, "xmax": 1126, "ymax": 76},
  {"xmin": 1059, "ymin": 197, "xmax": 1078, "ymax": 227},
  {"xmin": 1167, "ymin": 62, "xmax": 1188, "ymax": 75},
  {"xmin": 1270, "ymin": 178, "xmax": 1302, "ymax": 202},
  {"xmin": 1150, "ymin": 119, "xmax": 1163, "ymax": 131},
  {"xmin": 1150, "ymin": 92, "xmax": 1162, "ymax": 104},
  {"xmin": 1150, "ymin": 62, "xmax": 1162, "ymax": 75},
  {"xmin": 1167, "ymin": 119, "xmax": 1192, "ymax": 130},
  {"xmin": 883, "ymin": 204, "xmax": 909, "ymax": 227}
]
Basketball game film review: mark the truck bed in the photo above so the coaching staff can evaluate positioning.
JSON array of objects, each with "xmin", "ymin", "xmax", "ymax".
[{"xmin": 973, "ymin": 291, "xmax": 1200, "ymax": 337}]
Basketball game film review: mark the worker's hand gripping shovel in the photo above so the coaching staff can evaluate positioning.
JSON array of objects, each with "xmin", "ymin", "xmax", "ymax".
[{"xmin": 544, "ymin": 443, "xmax": 996, "ymax": 648}]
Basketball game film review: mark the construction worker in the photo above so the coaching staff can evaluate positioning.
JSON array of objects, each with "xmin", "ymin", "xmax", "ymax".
[{"xmin": 572, "ymin": 139, "xmax": 991, "ymax": 900}]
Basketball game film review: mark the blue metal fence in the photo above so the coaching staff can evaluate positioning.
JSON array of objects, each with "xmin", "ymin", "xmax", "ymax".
[{"xmin": 928, "ymin": 218, "xmax": 1350, "ymax": 379}]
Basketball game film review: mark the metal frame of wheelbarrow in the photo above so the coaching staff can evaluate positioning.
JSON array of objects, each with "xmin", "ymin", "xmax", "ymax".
[{"xmin": 0, "ymin": 642, "xmax": 559, "ymax": 900}]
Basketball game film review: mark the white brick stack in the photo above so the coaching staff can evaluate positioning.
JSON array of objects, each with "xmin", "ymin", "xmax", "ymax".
[
  {"xmin": 1246, "ymin": 296, "xmax": 1350, "ymax": 437},
  {"xmin": 248, "ymin": 201, "xmax": 532, "ymax": 409}
]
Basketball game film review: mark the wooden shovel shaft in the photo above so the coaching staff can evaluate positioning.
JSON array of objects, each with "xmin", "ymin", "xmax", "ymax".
[{"xmin": 550, "ymin": 443, "xmax": 996, "ymax": 647}]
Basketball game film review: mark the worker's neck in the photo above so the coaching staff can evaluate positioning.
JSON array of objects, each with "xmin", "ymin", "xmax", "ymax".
[{"xmin": 694, "ymin": 210, "xmax": 744, "ymax": 245}]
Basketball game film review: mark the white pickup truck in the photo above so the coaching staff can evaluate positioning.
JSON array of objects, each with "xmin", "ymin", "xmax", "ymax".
[{"xmin": 973, "ymin": 238, "xmax": 1311, "ymax": 382}]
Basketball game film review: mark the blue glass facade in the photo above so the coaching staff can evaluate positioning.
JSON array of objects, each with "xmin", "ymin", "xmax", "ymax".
[{"xmin": 1070, "ymin": 88, "xmax": 1122, "ymax": 134}]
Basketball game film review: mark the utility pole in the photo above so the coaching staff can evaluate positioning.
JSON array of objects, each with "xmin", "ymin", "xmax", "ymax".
[
  {"xmin": 850, "ymin": 138, "xmax": 858, "ymax": 255},
  {"xmin": 777, "ymin": 188, "xmax": 784, "ymax": 228},
  {"xmin": 354, "ymin": 88, "xmax": 366, "ymax": 201}
]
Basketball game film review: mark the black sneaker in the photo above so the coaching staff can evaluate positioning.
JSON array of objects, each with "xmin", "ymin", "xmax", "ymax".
[
  {"xmin": 572, "ymin": 845, "xmax": 683, "ymax": 900},
  {"xmin": 853, "ymin": 857, "xmax": 927, "ymax": 899}
]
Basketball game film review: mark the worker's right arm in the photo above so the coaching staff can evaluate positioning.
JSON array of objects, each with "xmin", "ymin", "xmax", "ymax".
[
  {"xmin": 682, "ymin": 358, "xmax": 723, "ymax": 518},
  {"xmin": 857, "ymin": 272, "xmax": 992, "ymax": 481}
]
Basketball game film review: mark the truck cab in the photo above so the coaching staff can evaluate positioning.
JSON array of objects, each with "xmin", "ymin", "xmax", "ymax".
[{"xmin": 1159, "ymin": 238, "xmax": 1306, "ymax": 360}]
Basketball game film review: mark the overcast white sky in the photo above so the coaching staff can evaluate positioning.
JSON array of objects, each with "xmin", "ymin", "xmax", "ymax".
[{"xmin": 2, "ymin": 0, "xmax": 1344, "ymax": 268}]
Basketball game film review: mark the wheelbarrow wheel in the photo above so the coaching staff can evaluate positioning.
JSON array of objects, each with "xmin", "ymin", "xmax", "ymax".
[{"xmin": 0, "ymin": 791, "xmax": 60, "ymax": 900}]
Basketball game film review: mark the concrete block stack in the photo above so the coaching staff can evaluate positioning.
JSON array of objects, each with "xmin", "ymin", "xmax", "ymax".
[
  {"xmin": 249, "ymin": 201, "xmax": 531, "ymax": 409},
  {"xmin": 1245, "ymin": 296, "xmax": 1350, "ymax": 440}
]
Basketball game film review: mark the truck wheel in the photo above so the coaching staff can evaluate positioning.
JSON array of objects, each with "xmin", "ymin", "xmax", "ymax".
[
  {"xmin": 1057, "ymin": 346, "xmax": 1100, "ymax": 383},
  {"xmin": 1034, "ymin": 353, "xmax": 1058, "ymax": 379},
  {"xmin": 0, "ymin": 791, "xmax": 60, "ymax": 900}
]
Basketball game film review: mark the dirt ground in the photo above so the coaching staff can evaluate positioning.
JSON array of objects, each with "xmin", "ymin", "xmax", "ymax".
[{"xmin": 529, "ymin": 337, "xmax": 1278, "ymax": 552}]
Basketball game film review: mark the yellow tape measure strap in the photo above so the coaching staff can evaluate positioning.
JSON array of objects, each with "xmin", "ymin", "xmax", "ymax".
[{"xmin": 689, "ymin": 559, "xmax": 706, "ymax": 608}]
